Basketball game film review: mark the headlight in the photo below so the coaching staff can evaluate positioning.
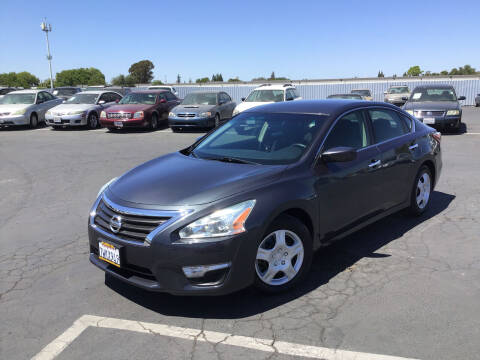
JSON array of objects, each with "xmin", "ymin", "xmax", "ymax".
[
  {"xmin": 405, "ymin": 110, "xmax": 414, "ymax": 115},
  {"xmin": 97, "ymin": 177, "xmax": 117, "ymax": 198},
  {"xmin": 178, "ymin": 200, "xmax": 256, "ymax": 240},
  {"xmin": 68, "ymin": 110, "xmax": 86, "ymax": 115},
  {"xmin": 169, "ymin": 112, "xmax": 176, "ymax": 117},
  {"xmin": 13, "ymin": 108, "xmax": 27, "ymax": 115},
  {"xmin": 446, "ymin": 110, "xmax": 460, "ymax": 116},
  {"xmin": 100, "ymin": 111, "xmax": 106, "ymax": 118},
  {"xmin": 133, "ymin": 111, "xmax": 144, "ymax": 119},
  {"xmin": 232, "ymin": 108, "xmax": 239, "ymax": 116},
  {"xmin": 199, "ymin": 111, "xmax": 212, "ymax": 118}
]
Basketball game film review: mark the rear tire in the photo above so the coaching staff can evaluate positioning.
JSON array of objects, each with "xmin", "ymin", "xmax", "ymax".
[
  {"xmin": 214, "ymin": 114, "xmax": 220, "ymax": 128},
  {"xmin": 408, "ymin": 165, "xmax": 433, "ymax": 216},
  {"xmin": 254, "ymin": 215, "xmax": 313, "ymax": 293},
  {"xmin": 29, "ymin": 113, "xmax": 38, "ymax": 128}
]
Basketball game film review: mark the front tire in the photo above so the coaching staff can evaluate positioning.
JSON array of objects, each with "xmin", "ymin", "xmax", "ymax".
[
  {"xmin": 408, "ymin": 165, "xmax": 433, "ymax": 216},
  {"xmin": 254, "ymin": 215, "xmax": 312, "ymax": 293},
  {"xmin": 87, "ymin": 112, "xmax": 99, "ymax": 129},
  {"xmin": 214, "ymin": 114, "xmax": 220, "ymax": 128},
  {"xmin": 150, "ymin": 113, "xmax": 158, "ymax": 130},
  {"xmin": 29, "ymin": 113, "xmax": 38, "ymax": 128}
]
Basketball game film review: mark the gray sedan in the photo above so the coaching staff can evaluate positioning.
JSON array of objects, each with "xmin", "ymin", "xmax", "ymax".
[
  {"xmin": 46, "ymin": 90, "xmax": 122, "ymax": 129},
  {"xmin": 0, "ymin": 89, "xmax": 63, "ymax": 128},
  {"xmin": 475, "ymin": 94, "xmax": 479, "ymax": 107},
  {"xmin": 168, "ymin": 91, "xmax": 236, "ymax": 131}
]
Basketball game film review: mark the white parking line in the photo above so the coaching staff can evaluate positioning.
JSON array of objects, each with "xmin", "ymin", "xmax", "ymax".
[
  {"xmin": 465, "ymin": 132, "xmax": 480, "ymax": 135},
  {"xmin": 32, "ymin": 315, "xmax": 419, "ymax": 360}
]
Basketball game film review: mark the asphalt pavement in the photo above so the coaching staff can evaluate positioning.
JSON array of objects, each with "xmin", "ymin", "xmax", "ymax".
[{"xmin": 1, "ymin": 108, "xmax": 479, "ymax": 360}]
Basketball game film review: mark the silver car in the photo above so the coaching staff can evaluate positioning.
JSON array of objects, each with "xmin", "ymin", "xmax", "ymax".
[
  {"xmin": 0, "ymin": 89, "xmax": 63, "ymax": 128},
  {"xmin": 384, "ymin": 86, "xmax": 410, "ymax": 106},
  {"xmin": 45, "ymin": 90, "xmax": 122, "ymax": 129}
]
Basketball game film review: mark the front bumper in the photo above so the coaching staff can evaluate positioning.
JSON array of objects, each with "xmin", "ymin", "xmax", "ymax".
[
  {"xmin": 100, "ymin": 118, "xmax": 148, "ymax": 128},
  {"xmin": 416, "ymin": 115, "xmax": 461, "ymax": 127},
  {"xmin": 0, "ymin": 115, "xmax": 28, "ymax": 126},
  {"xmin": 88, "ymin": 201, "xmax": 259, "ymax": 295},
  {"xmin": 384, "ymin": 98, "xmax": 406, "ymax": 105},
  {"xmin": 45, "ymin": 113, "xmax": 86, "ymax": 126},
  {"xmin": 168, "ymin": 116, "xmax": 214, "ymax": 128}
]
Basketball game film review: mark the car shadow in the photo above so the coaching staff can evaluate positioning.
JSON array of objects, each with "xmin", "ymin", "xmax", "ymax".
[
  {"xmin": 0, "ymin": 123, "xmax": 48, "ymax": 131},
  {"xmin": 441, "ymin": 122, "xmax": 467, "ymax": 135},
  {"xmin": 102, "ymin": 123, "xmax": 171, "ymax": 134},
  {"xmin": 105, "ymin": 190, "xmax": 455, "ymax": 319}
]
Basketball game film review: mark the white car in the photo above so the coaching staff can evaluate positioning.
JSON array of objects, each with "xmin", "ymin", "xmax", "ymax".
[
  {"xmin": 148, "ymin": 85, "xmax": 178, "ymax": 97},
  {"xmin": 45, "ymin": 90, "xmax": 122, "ymax": 129},
  {"xmin": 232, "ymin": 84, "xmax": 302, "ymax": 115},
  {"xmin": 0, "ymin": 89, "xmax": 63, "ymax": 128}
]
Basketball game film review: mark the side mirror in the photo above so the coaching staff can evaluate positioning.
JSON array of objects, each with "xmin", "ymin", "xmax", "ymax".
[
  {"xmin": 286, "ymin": 96, "xmax": 294, "ymax": 101},
  {"xmin": 241, "ymin": 97, "xmax": 245, "ymax": 102},
  {"xmin": 401, "ymin": 96, "xmax": 408, "ymax": 101},
  {"xmin": 458, "ymin": 96, "xmax": 466, "ymax": 101},
  {"xmin": 160, "ymin": 98, "xmax": 167, "ymax": 104},
  {"xmin": 383, "ymin": 91, "xmax": 387, "ymax": 95},
  {"xmin": 115, "ymin": 99, "xmax": 119, "ymax": 103},
  {"xmin": 321, "ymin": 147, "xmax": 357, "ymax": 163},
  {"xmin": 218, "ymin": 100, "xmax": 225, "ymax": 105},
  {"xmin": 98, "ymin": 100, "xmax": 106, "ymax": 104}
]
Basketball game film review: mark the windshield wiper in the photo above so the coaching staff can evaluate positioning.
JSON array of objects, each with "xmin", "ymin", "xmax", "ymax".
[{"xmin": 203, "ymin": 156, "xmax": 259, "ymax": 165}]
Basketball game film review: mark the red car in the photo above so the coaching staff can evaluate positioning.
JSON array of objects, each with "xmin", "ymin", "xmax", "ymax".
[{"xmin": 100, "ymin": 90, "xmax": 180, "ymax": 130}]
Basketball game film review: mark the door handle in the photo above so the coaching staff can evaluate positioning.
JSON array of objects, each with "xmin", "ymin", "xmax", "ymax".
[
  {"xmin": 409, "ymin": 143, "xmax": 419, "ymax": 150},
  {"xmin": 368, "ymin": 159, "xmax": 381, "ymax": 168}
]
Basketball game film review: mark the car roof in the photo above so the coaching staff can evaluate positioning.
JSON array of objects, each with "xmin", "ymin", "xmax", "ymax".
[
  {"xmin": 328, "ymin": 93, "xmax": 362, "ymax": 97},
  {"xmin": 189, "ymin": 90, "xmax": 221, "ymax": 94},
  {"xmin": 9, "ymin": 89, "xmax": 43, "ymax": 94},
  {"xmin": 412, "ymin": 84, "xmax": 454, "ymax": 89},
  {"xmin": 128, "ymin": 90, "xmax": 169, "ymax": 94},
  {"xmin": 253, "ymin": 84, "xmax": 294, "ymax": 90},
  {"xmin": 245, "ymin": 99, "xmax": 399, "ymax": 117},
  {"xmin": 78, "ymin": 90, "xmax": 105, "ymax": 95}
]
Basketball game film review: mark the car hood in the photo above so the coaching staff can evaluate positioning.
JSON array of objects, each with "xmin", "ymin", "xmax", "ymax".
[
  {"xmin": 108, "ymin": 152, "xmax": 285, "ymax": 206},
  {"xmin": 403, "ymin": 101, "xmax": 460, "ymax": 111},
  {"xmin": 385, "ymin": 93, "xmax": 409, "ymax": 99},
  {"xmin": 235, "ymin": 101, "xmax": 273, "ymax": 113},
  {"xmin": 172, "ymin": 104, "xmax": 215, "ymax": 114},
  {"xmin": 50, "ymin": 103, "xmax": 93, "ymax": 113},
  {"xmin": 0, "ymin": 104, "xmax": 32, "ymax": 113},
  {"xmin": 105, "ymin": 104, "xmax": 152, "ymax": 112}
]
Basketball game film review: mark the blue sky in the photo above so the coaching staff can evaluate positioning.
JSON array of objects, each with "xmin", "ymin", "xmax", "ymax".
[{"xmin": 1, "ymin": 0, "xmax": 479, "ymax": 83}]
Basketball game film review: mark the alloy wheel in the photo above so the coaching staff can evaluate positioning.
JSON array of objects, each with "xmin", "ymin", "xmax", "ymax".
[
  {"xmin": 255, "ymin": 229, "xmax": 304, "ymax": 286},
  {"xmin": 416, "ymin": 172, "xmax": 431, "ymax": 209}
]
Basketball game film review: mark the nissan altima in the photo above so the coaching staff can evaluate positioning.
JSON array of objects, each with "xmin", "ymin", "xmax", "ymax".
[{"xmin": 88, "ymin": 100, "xmax": 442, "ymax": 295}]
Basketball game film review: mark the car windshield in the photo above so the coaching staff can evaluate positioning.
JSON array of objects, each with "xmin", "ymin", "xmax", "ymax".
[
  {"xmin": 191, "ymin": 112, "xmax": 327, "ymax": 165},
  {"xmin": 245, "ymin": 90, "xmax": 284, "ymax": 103},
  {"xmin": 351, "ymin": 90, "xmax": 371, "ymax": 96},
  {"xmin": 410, "ymin": 88, "xmax": 457, "ymax": 102},
  {"xmin": 1, "ymin": 93, "xmax": 35, "ymax": 104},
  {"xmin": 53, "ymin": 89, "xmax": 77, "ymax": 96},
  {"xmin": 148, "ymin": 87, "xmax": 170, "ymax": 91},
  {"xmin": 327, "ymin": 94, "xmax": 362, "ymax": 99},
  {"xmin": 65, "ymin": 93, "xmax": 98, "ymax": 104},
  {"xmin": 388, "ymin": 87, "xmax": 409, "ymax": 94},
  {"xmin": 182, "ymin": 93, "xmax": 217, "ymax": 105},
  {"xmin": 119, "ymin": 93, "xmax": 157, "ymax": 105}
]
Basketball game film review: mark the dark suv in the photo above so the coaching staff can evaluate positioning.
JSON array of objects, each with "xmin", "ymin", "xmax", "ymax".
[{"xmin": 89, "ymin": 100, "xmax": 442, "ymax": 296}]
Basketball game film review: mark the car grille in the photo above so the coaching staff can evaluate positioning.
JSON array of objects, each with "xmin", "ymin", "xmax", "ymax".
[
  {"xmin": 107, "ymin": 112, "xmax": 132, "ymax": 119},
  {"xmin": 176, "ymin": 113, "xmax": 196, "ymax": 117},
  {"xmin": 93, "ymin": 199, "xmax": 171, "ymax": 243},
  {"xmin": 414, "ymin": 110, "xmax": 444, "ymax": 117},
  {"xmin": 0, "ymin": 112, "xmax": 11, "ymax": 116}
]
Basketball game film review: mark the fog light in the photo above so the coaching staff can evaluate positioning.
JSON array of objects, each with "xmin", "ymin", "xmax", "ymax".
[{"xmin": 182, "ymin": 262, "xmax": 231, "ymax": 278}]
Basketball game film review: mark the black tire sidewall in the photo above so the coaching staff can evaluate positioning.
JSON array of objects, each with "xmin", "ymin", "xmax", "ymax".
[
  {"xmin": 409, "ymin": 165, "xmax": 433, "ymax": 216},
  {"xmin": 151, "ymin": 114, "xmax": 158, "ymax": 130},
  {"xmin": 88, "ymin": 113, "xmax": 98, "ymax": 129},
  {"xmin": 253, "ymin": 215, "xmax": 313, "ymax": 293},
  {"xmin": 30, "ymin": 113, "xmax": 38, "ymax": 128},
  {"xmin": 215, "ymin": 114, "xmax": 220, "ymax": 127}
]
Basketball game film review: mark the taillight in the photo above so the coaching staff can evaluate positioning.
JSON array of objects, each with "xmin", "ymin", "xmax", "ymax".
[{"xmin": 432, "ymin": 131, "xmax": 441, "ymax": 143}]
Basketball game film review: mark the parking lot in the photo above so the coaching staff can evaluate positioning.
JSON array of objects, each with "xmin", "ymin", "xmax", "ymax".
[{"xmin": 1, "ymin": 107, "xmax": 479, "ymax": 359}]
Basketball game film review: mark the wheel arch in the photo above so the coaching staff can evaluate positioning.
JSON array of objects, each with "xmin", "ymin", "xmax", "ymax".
[{"xmin": 421, "ymin": 159, "xmax": 436, "ymax": 187}]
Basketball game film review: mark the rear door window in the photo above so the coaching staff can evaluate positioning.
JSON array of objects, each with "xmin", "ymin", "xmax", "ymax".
[{"xmin": 369, "ymin": 109, "xmax": 408, "ymax": 143}]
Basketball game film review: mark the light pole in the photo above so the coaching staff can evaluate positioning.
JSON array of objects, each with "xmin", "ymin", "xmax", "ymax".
[{"xmin": 40, "ymin": 19, "xmax": 54, "ymax": 89}]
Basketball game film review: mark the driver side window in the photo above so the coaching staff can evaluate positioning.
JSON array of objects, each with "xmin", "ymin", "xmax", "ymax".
[{"xmin": 323, "ymin": 110, "xmax": 371, "ymax": 150}]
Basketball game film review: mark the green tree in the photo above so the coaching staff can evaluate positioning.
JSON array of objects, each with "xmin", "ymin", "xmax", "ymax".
[
  {"xmin": 377, "ymin": 70, "xmax": 384, "ymax": 77},
  {"xmin": 0, "ymin": 72, "xmax": 39, "ymax": 88},
  {"xmin": 228, "ymin": 77, "xmax": 241, "ymax": 82},
  {"xmin": 128, "ymin": 60, "xmax": 154, "ymax": 84},
  {"xmin": 151, "ymin": 80, "xmax": 164, "ymax": 85},
  {"xmin": 176, "ymin": 74, "xmax": 181, "ymax": 84},
  {"xmin": 269, "ymin": 71, "xmax": 276, "ymax": 80},
  {"xmin": 56, "ymin": 68, "xmax": 105, "ymax": 86},
  {"xmin": 195, "ymin": 77, "xmax": 210, "ymax": 84},
  {"xmin": 252, "ymin": 77, "xmax": 266, "ymax": 81},
  {"xmin": 440, "ymin": 70, "xmax": 449, "ymax": 75},
  {"xmin": 111, "ymin": 74, "xmax": 135, "ymax": 86},
  {"xmin": 406, "ymin": 66, "xmax": 423, "ymax": 77},
  {"xmin": 38, "ymin": 79, "xmax": 54, "ymax": 88}
]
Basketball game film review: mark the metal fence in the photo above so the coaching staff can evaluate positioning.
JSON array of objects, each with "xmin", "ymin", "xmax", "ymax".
[{"xmin": 160, "ymin": 77, "xmax": 480, "ymax": 106}]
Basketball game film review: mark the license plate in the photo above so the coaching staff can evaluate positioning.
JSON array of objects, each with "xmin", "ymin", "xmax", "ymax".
[
  {"xmin": 98, "ymin": 241, "xmax": 121, "ymax": 267},
  {"xmin": 423, "ymin": 117, "xmax": 435, "ymax": 124},
  {"xmin": 54, "ymin": 116, "xmax": 62, "ymax": 123},
  {"xmin": 114, "ymin": 121, "xmax": 123, "ymax": 127}
]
